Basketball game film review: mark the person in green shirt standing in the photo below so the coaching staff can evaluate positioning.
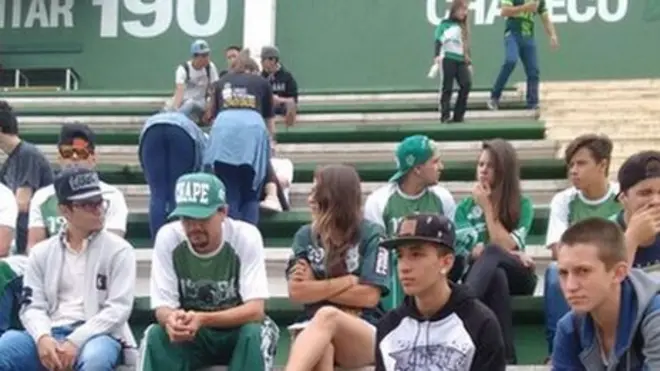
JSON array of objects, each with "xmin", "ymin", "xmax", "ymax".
[
  {"xmin": 542, "ymin": 134, "xmax": 621, "ymax": 358},
  {"xmin": 488, "ymin": 0, "xmax": 558, "ymax": 110},
  {"xmin": 454, "ymin": 139, "xmax": 536, "ymax": 365},
  {"xmin": 364, "ymin": 135, "xmax": 457, "ymax": 311}
]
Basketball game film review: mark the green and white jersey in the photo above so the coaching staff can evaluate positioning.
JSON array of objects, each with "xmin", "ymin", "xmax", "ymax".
[
  {"xmin": 28, "ymin": 182, "xmax": 128, "ymax": 237},
  {"xmin": 150, "ymin": 218, "xmax": 269, "ymax": 311},
  {"xmin": 434, "ymin": 19, "xmax": 466, "ymax": 62},
  {"xmin": 545, "ymin": 182, "xmax": 621, "ymax": 246},
  {"xmin": 364, "ymin": 183, "xmax": 457, "ymax": 237},
  {"xmin": 454, "ymin": 196, "xmax": 535, "ymax": 255}
]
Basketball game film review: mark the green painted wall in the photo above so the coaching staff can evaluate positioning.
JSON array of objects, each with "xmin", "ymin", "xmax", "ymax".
[
  {"xmin": 0, "ymin": 0, "xmax": 243, "ymax": 90},
  {"xmin": 276, "ymin": 0, "xmax": 660, "ymax": 92}
]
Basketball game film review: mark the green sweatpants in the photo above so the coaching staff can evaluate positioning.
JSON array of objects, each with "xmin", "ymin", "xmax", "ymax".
[{"xmin": 140, "ymin": 317, "xmax": 280, "ymax": 371}]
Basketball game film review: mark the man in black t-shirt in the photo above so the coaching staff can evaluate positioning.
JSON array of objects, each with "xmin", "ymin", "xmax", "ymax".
[
  {"xmin": 260, "ymin": 46, "xmax": 298, "ymax": 126},
  {"xmin": 219, "ymin": 45, "xmax": 241, "ymax": 78}
]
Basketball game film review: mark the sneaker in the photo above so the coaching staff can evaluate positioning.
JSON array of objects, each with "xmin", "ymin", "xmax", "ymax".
[
  {"xmin": 260, "ymin": 194, "xmax": 283, "ymax": 213},
  {"xmin": 486, "ymin": 98, "xmax": 499, "ymax": 111}
]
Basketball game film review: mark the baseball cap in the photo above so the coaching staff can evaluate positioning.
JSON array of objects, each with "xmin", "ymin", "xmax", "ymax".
[
  {"xmin": 389, "ymin": 135, "xmax": 439, "ymax": 182},
  {"xmin": 380, "ymin": 213, "xmax": 455, "ymax": 251},
  {"xmin": 58, "ymin": 123, "xmax": 96, "ymax": 151},
  {"xmin": 169, "ymin": 173, "xmax": 227, "ymax": 220},
  {"xmin": 191, "ymin": 40, "xmax": 211, "ymax": 55},
  {"xmin": 261, "ymin": 46, "xmax": 280, "ymax": 60},
  {"xmin": 54, "ymin": 166, "xmax": 105, "ymax": 204},
  {"xmin": 617, "ymin": 150, "xmax": 660, "ymax": 194}
]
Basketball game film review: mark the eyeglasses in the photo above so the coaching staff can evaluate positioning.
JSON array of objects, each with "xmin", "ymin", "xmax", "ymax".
[
  {"xmin": 59, "ymin": 146, "xmax": 92, "ymax": 160},
  {"xmin": 71, "ymin": 199, "xmax": 108, "ymax": 212}
]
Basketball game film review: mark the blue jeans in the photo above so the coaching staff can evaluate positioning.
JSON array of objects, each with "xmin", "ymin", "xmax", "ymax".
[
  {"xmin": 543, "ymin": 263, "xmax": 570, "ymax": 355},
  {"xmin": 214, "ymin": 162, "xmax": 263, "ymax": 225},
  {"xmin": 491, "ymin": 33, "xmax": 540, "ymax": 108},
  {"xmin": 0, "ymin": 325, "xmax": 121, "ymax": 371},
  {"xmin": 140, "ymin": 124, "xmax": 197, "ymax": 238}
]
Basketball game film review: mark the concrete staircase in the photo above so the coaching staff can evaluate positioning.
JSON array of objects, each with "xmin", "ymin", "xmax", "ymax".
[{"xmin": 540, "ymin": 79, "xmax": 660, "ymax": 173}]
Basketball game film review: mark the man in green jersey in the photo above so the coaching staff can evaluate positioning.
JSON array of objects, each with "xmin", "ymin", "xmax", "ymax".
[
  {"xmin": 543, "ymin": 134, "xmax": 621, "ymax": 356},
  {"xmin": 364, "ymin": 135, "xmax": 456, "ymax": 310},
  {"xmin": 27, "ymin": 123, "xmax": 128, "ymax": 250},
  {"xmin": 141, "ymin": 172, "xmax": 279, "ymax": 371},
  {"xmin": 488, "ymin": 0, "xmax": 558, "ymax": 110}
]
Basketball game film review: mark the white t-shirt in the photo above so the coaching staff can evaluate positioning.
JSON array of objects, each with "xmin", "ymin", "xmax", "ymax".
[
  {"xmin": 0, "ymin": 183, "xmax": 18, "ymax": 229},
  {"xmin": 51, "ymin": 241, "xmax": 88, "ymax": 327},
  {"xmin": 150, "ymin": 218, "xmax": 269, "ymax": 310},
  {"xmin": 175, "ymin": 61, "xmax": 220, "ymax": 105},
  {"xmin": 28, "ymin": 181, "xmax": 129, "ymax": 237}
]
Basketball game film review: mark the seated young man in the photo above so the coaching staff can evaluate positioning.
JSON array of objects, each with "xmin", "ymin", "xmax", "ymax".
[
  {"xmin": 0, "ymin": 167, "xmax": 137, "ymax": 371},
  {"xmin": 377, "ymin": 213, "xmax": 506, "ymax": 371},
  {"xmin": 260, "ymin": 46, "xmax": 298, "ymax": 126},
  {"xmin": 552, "ymin": 218, "xmax": 660, "ymax": 369},
  {"xmin": 543, "ymin": 134, "xmax": 620, "ymax": 355},
  {"xmin": 140, "ymin": 172, "xmax": 279, "ymax": 371},
  {"xmin": 27, "ymin": 123, "xmax": 128, "ymax": 250}
]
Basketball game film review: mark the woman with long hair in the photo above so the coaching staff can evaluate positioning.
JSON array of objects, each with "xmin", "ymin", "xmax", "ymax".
[
  {"xmin": 434, "ymin": 0, "xmax": 472, "ymax": 123},
  {"xmin": 453, "ymin": 139, "xmax": 536, "ymax": 364},
  {"xmin": 284, "ymin": 165, "xmax": 390, "ymax": 371},
  {"xmin": 203, "ymin": 49, "xmax": 274, "ymax": 225}
]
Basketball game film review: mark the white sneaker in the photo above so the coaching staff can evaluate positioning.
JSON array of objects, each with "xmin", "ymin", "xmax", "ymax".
[
  {"xmin": 260, "ymin": 194, "xmax": 282, "ymax": 213},
  {"xmin": 486, "ymin": 98, "xmax": 499, "ymax": 111}
]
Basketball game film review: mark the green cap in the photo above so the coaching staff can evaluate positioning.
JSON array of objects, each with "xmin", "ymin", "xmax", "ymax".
[
  {"xmin": 169, "ymin": 173, "xmax": 227, "ymax": 220},
  {"xmin": 389, "ymin": 135, "xmax": 439, "ymax": 182}
]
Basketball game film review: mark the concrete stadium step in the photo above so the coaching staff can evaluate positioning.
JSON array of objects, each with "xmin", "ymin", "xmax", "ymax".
[
  {"xmin": 537, "ymin": 78, "xmax": 660, "ymax": 93},
  {"xmin": 5, "ymin": 90, "xmax": 522, "ymax": 110},
  {"xmin": 1, "ymin": 140, "xmax": 558, "ymax": 166},
  {"xmin": 15, "ymin": 110, "xmax": 538, "ymax": 130},
  {"xmin": 542, "ymin": 88, "xmax": 660, "ymax": 102},
  {"xmin": 120, "ymin": 179, "xmax": 567, "ymax": 210},
  {"xmin": 543, "ymin": 99, "xmax": 660, "ymax": 114}
]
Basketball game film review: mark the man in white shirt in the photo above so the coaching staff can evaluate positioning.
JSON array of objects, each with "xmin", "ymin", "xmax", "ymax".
[
  {"xmin": 27, "ymin": 123, "xmax": 128, "ymax": 250},
  {"xmin": 140, "ymin": 172, "xmax": 279, "ymax": 371},
  {"xmin": 0, "ymin": 167, "xmax": 136, "ymax": 371},
  {"xmin": 169, "ymin": 39, "xmax": 220, "ymax": 122},
  {"xmin": 0, "ymin": 183, "xmax": 18, "ymax": 256}
]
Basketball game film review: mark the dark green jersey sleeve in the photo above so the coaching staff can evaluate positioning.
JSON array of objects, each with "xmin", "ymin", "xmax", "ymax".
[
  {"xmin": 285, "ymin": 225, "xmax": 312, "ymax": 279},
  {"xmin": 453, "ymin": 198, "xmax": 480, "ymax": 256},
  {"xmin": 511, "ymin": 197, "xmax": 534, "ymax": 251},
  {"xmin": 358, "ymin": 223, "xmax": 390, "ymax": 297}
]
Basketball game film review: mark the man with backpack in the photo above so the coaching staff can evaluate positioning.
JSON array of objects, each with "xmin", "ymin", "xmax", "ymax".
[
  {"xmin": 552, "ymin": 218, "xmax": 660, "ymax": 370},
  {"xmin": 168, "ymin": 40, "xmax": 220, "ymax": 122}
]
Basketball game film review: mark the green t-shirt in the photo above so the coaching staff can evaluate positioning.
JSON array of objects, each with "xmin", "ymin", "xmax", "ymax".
[
  {"xmin": 454, "ymin": 196, "xmax": 535, "ymax": 255},
  {"xmin": 502, "ymin": 0, "xmax": 547, "ymax": 37},
  {"xmin": 545, "ymin": 183, "xmax": 621, "ymax": 246},
  {"xmin": 285, "ymin": 220, "xmax": 390, "ymax": 324},
  {"xmin": 150, "ymin": 219, "xmax": 270, "ymax": 312},
  {"xmin": 434, "ymin": 19, "xmax": 465, "ymax": 62}
]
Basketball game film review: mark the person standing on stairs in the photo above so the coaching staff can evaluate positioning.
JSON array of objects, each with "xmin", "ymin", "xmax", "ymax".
[
  {"xmin": 139, "ymin": 110, "xmax": 207, "ymax": 239},
  {"xmin": 542, "ymin": 134, "xmax": 621, "ymax": 358},
  {"xmin": 434, "ymin": 0, "xmax": 473, "ymax": 123},
  {"xmin": 487, "ymin": 0, "xmax": 558, "ymax": 110},
  {"xmin": 27, "ymin": 123, "xmax": 128, "ymax": 250},
  {"xmin": 141, "ymin": 172, "xmax": 279, "ymax": 371},
  {"xmin": 453, "ymin": 139, "xmax": 536, "ymax": 365},
  {"xmin": 364, "ymin": 134, "xmax": 456, "ymax": 311},
  {"xmin": 376, "ymin": 213, "xmax": 506, "ymax": 371},
  {"xmin": 0, "ymin": 101, "xmax": 53, "ymax": 255},
  {"xmin": 204, "ymin": 49, "xmax": 274, "ymax": 225},
  {"xmin": 284, "ymin": 165, "xmax": 390, "ymax": 371}
]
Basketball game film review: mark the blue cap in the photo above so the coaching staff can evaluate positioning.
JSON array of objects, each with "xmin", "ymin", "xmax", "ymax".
[
  {"xmin": 191, "ymin": 40, "xmax": 211, "ymax": 55},
  {"xmin": 54, "ymin": 166, "xmax": 104, "ymax": 204}
]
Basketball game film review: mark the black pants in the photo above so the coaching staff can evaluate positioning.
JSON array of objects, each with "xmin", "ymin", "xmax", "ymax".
[
  {"xmin": 464, "ymin": 244, "xmax": 537, "ymax": 365},
  {"xmin": 440, "ymin": 58, "xmax": 472, "ymax": 122}
]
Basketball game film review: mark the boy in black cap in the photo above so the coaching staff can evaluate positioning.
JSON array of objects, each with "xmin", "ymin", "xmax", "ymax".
[
  {"xmin": 375, "ymin": 213, "xmax": 505, "ymax": 371},
  {"xmin": 260, "ymin": 46, "xmax": 298, "ymax": 126},
  {"xmin": 27, "ymin": 123, "xmax": 128, "ymax": 250}
]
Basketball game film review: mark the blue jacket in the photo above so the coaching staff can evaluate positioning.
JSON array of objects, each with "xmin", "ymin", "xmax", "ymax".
[{"xmin": 552, "ymin": 269, "xmax": 660, "ymax": 370}]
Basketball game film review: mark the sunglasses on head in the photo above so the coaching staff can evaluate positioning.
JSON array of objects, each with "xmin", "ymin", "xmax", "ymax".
[{"xmin": 59, "ymin": 146, "xmax": 92, "ymax": 160}]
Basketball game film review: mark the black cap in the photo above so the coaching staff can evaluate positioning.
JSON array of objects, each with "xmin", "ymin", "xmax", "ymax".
[
  {"xmin": 617, "ymin": 150, "xmax": 660, "ymax": 194},
  {"xmin": 58, "ymin": 123, "xmax": 96, "ymax": 150},
  {"xmin": 54, "ymin": 166, "xmax": 104, "ymax": 204},
  {"xmin": 380, "ymin": 213, "xmax": 455, "ymax": 251}
]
